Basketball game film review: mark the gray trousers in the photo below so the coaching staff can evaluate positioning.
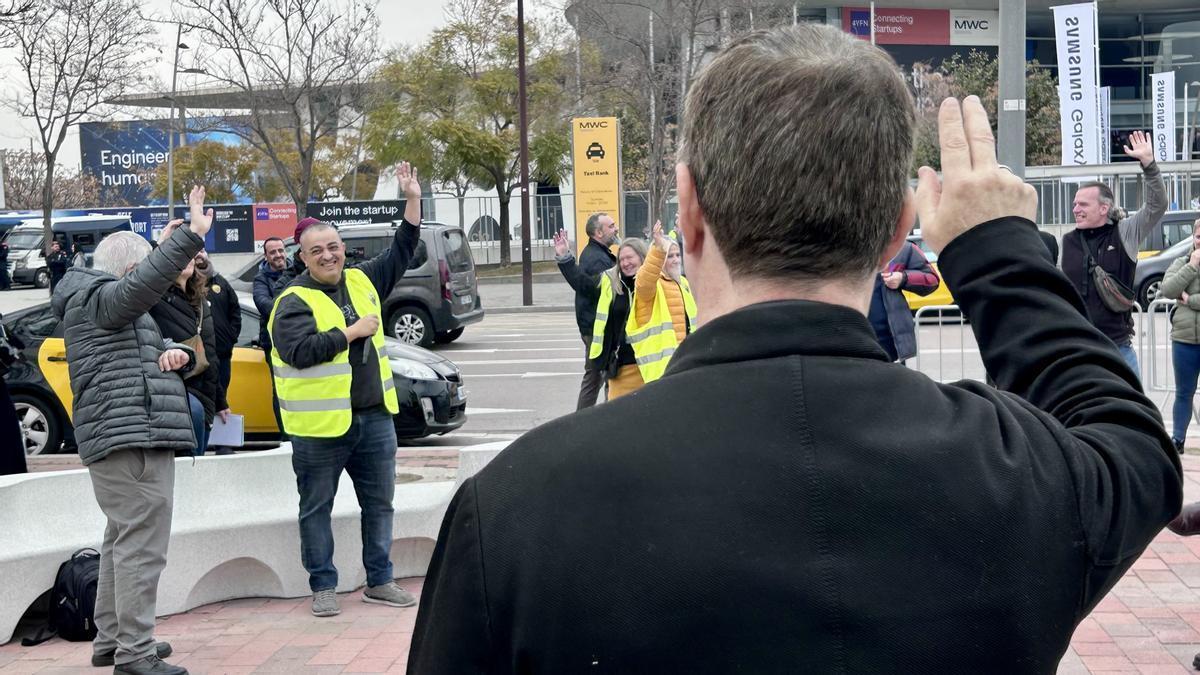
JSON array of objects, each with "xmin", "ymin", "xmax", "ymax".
[
  {"xmin": 87, "ymin": 448, "xmax": 174, "ymax": 665},
  {"xmin": 576, "ymin": 336, "xmax": 604, "ymax": 410}
]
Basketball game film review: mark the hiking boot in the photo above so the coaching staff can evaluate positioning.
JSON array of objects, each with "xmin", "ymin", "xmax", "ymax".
[
  {"xmin": 311, "ymin": 588, "xmax": 340, "ymax": 617},
  {"xmin": 363, "ymin": 581, "xmax": 416, "ymax": 608},
  {"xmin": 113, "ymin": 654, "xmax": 187, "ymax": 675},
  {"xmin": 93, "ymin": 642, "xmax": 172, "ymax": 667}
]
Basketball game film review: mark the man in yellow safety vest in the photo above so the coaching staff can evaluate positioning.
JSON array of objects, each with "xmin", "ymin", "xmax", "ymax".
[{"xmin": 268, "ymin": 162, "xmax": 423, "ymax": 618}]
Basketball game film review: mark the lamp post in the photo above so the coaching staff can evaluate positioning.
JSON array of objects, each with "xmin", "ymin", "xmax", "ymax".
[
  {"xmin": 167, "ymin": 27, "xmax": 207, "ymax": 220},
  {"xmin": 517, "ymin": 0, "xmax": 533, "ymax": 305}
]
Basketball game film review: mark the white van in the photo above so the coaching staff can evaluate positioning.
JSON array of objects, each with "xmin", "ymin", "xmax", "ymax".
[{"xmin": 4, "ymin": 215, "xmax": 133, "ymax": 287}]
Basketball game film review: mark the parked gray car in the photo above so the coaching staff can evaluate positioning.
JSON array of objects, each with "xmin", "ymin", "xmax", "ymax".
[
  {"xmin": 1136, "ymin": 238, "xmax": 1189, "ymax": 307},
  {"xmin": 231, "ymin": 221, "xmax": 484, "ymax": 347}
]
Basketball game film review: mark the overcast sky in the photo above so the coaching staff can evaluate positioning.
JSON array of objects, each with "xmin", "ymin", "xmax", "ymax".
[{"xmin": 0, "ymin": 0, "xmax": 451, "ymax": 170}]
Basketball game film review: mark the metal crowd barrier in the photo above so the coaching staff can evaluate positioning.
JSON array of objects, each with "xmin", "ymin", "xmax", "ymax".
[{"xmin": 910, "ymin": 301, "xmax": 1148, "ymax": 384}]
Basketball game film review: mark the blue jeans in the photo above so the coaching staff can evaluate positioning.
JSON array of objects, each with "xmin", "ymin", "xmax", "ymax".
[
  {"xmin": 290, "ymin": 410, "xmax": 397, "ymax": 592},
  {"xmin": 1172, "ymin": 342, "xmax": 1200, "ymax": 443},
  {"xmin": 187, "ymin": 393, "xmax": 208, "ymax": 456},
  {"xmin": 1118, "ymin": 343, "xmax": 1140, "ymax": 380}
]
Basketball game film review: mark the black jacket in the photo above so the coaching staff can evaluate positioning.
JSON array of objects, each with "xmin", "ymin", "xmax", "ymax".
[
  {"xmin": 150, "ymin": 284, "xmax": 226, "ymax": 425},
  {"xmin": 206, "ymin": 272, "xmax": 241, "ymax": 357},
  {"xmin": 571, "ymin": 239, "xmax": 617, "ymax": 338},
  {"xmin": 253, "ymin": 261, "xmax": 284, "ymax": 352},
  {"xmin": 409, "ymin": 218, "xmax": 1181, "ymax": 674},
  {"xmin": 558, "ymin": 252, "xmax": 635, "ymax": 373},
  {"xmin": 270, "ymin": 220, "xmax": 419, "ymax": 417}
]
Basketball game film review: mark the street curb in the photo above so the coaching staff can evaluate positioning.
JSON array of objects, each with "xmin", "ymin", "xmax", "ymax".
[
  {"xmin": 476, "ymin": 272, "xmax": 561, "ymax": 286},
  {"xmin": 488, "ymin": 304, "xmax": 574, "ymax": 314}
]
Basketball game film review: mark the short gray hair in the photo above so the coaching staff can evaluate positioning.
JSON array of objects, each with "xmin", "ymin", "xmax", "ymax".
[
  {"xmin": 298, "ymin": 221, "xmax": 338, "ymax": 246},
  {"xmin": 93, "ymin": 232, "xmax": 152, "ymax": 278},
  {"xmin": 677, "ymin": 24, "xmax": 916, "ymax": 282},
  {"xmin": 584, "ymin": 213, "xmax": 608, "ymax": 238}
]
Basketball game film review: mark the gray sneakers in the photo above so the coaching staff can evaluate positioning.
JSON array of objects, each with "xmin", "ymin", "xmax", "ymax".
[
  {"xmin": 362, "ymin": 581, "xmax": 417, "ymax": 607},
  {"xmin": 311, "ymin": 588, "xmax": 340, "ymax": 617}
]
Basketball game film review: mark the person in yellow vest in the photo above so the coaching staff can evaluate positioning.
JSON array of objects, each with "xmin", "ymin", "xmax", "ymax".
[
  {"xmin": 628, "ymin": 220, "xmax": 698, "ymax": 382},
  {"xmin": 268, "ymin": 162, "xmax": 423, "ymax": 618},
  {"xmin": 553, "ymin": 229, "xmax": 649, "ymax": 399}
]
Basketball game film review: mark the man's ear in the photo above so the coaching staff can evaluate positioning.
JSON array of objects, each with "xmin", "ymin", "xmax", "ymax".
[
  {"xmin": 880, "ymin": 188, "xmax": 917, "ymax": 268},
  {"xmin": 676, "ymin": 162, "xmax": 704, "ymax": 258}
]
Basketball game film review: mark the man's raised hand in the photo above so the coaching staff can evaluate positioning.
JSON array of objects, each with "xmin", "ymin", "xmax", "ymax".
[
  {"xmin": 188, "ymin": 185, "xmax": 214, "ymax": 238},
  {"xmin": 915, "ymin": 96, "xmax": 1038, "ymax": 255},
  {"xmin": 553, "ymin": 229, "xmax": 570, "ymax": 257},
  {"xmin": 397, "ymin": 162, "xmax": 422, "ymax": 202},
  {"xmin": 1123, "ymin": 130, "xmax": 1154, "ymax": 168}
]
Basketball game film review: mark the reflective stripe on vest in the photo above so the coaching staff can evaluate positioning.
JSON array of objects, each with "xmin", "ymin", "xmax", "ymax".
[
  {"xmin": 267, "ymin": 268, "xmax": 399, "ymax": 438},
  {"xmin": 624, "ymin": 276, "xmax": 697, "ymax": 383},
  {"xmin": 589, "ymin": 274, "xmax": 616, "ymax": 360}
]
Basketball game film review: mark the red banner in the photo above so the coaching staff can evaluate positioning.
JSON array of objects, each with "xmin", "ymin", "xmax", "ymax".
[
  {"xmin": 252, "ymin": 203, "xmax": 298, "ymax": 249},
  {"xmin": 842, "ymin": 7, "xmax": 950, "ymax": 46}
]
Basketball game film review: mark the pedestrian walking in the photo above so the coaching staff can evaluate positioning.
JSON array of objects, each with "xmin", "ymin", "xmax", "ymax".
[
  {"xmin": 253, "ymin": 236, "xmax": 289, "ymax": 437},
  {"xmin": 624, "ymin": 220, "xmax": 696, "ymax": 382},
  {"xmin": 47, "ymin": 239, "xmax": 70, "ymax": 293},
  {"xmin": 50, "ymin": 186, "xmax": 213, "ymax": 675},
  {"xmin": 268, "ymin": 162, "xmax": 423, "ymax": 617},
  {"xmin": 1153, "ymin": 219, "xmax": 1200, "ymax": 454},
  {"xmin": 409, "ymin": 26, "xmax": 1181, "ymax": 673},
  {"xmin": 1061, "ymin": 130, "xmax": 1166, "ymax": 376},
  {"xmin": 149, "ymin": 246, "xmax": 228, "ymax": 457},
  {"xmin": 554, "ymin": 230, "xmax": 648, "ymax": 400},
  {"xmin": 868, "ymin": 240, "xmax": 940, "ymax": 363},
  {"xmin": 194, "ymin": 250, "xmax": 240, "ymax": 454},
  {"xmin": 0, "ymin": 240, "xmax": 11, "ymax": 290},
  {"xmin": 568, "ymin": 213, "xmax": 619, "ymax": 410}
]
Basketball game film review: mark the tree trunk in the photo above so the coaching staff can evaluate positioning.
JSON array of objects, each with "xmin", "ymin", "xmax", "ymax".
[
  {"xmin": 41, "ymin": 159, "xmax": 55, "ymax": 257},
  {"xmin": 457, "ymin": 195, "xmax": 466, "ymax": 229},
  {"xmin": 497, "ymin": 187, "xmax": 511, "ymax": 266}
]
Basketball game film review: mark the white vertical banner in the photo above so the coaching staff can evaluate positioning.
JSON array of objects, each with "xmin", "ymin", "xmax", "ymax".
[
  {"xmin": 1052, "ymin": 2, "xmax": 1101, "ymax": 176},
  {"xmin": 1151, "ymin": 71, "xmax": 1176, "ymax": 165},
  {"xmin": 1099, "ymin": 86, "xmax": 1111, "ymax": 163}
]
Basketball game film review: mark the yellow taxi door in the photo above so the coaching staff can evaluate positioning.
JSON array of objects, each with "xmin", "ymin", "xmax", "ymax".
[{"xmin": 37, "ymin": 337, "xmax": 74, "ymax": 421}]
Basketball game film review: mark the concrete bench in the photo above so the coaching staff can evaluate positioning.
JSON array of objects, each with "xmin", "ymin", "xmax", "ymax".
[{"xmin": 0, "ymin": 441, "xmax": 508, "ymax": 645}]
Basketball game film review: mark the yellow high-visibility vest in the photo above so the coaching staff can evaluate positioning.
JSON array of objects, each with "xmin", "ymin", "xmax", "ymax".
[
  {"xmin": 267, "ymin": 268, "xmax": 398, "ymax": 438},
  {"xmin": 589, "ymin": 274, "xmax": 617, "ymax": 360},
  {"xmin": 625, "ymin": 275, "xmax": 697, "ymax": 383}
]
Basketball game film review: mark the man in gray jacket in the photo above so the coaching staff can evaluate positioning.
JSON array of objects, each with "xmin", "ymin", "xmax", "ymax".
[{"xmin": 51, "ymin": 186, "xmax": 213, "ymax": 675}]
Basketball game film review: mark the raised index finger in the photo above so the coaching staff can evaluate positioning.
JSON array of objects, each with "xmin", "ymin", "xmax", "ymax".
[
  {"xmin": 937, "ymin": 98, "xmax": 971, "ymax": 177},
  {"xmin": 962, "ymin": 95, "xmax": 996, "ymax": 170}
]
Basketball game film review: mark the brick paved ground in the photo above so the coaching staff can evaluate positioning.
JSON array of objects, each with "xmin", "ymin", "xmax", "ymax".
[{"xmin": 5, "ymin": 451, "xmax": 1200, "ymax": 673}]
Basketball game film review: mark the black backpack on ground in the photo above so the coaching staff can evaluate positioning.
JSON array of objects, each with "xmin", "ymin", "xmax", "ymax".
[{"xmin": 22, "ymin": 548, "xmax": 101, "ymax": 645}]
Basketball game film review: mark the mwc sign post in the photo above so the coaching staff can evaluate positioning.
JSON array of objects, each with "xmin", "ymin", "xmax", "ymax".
[
  {"xmin": 571, "ymin": 117, "xmax": 622, "ymax": 255},
  {"xmin": 843, "ymin": 8, "xmax": 998, "ymax": 46}
]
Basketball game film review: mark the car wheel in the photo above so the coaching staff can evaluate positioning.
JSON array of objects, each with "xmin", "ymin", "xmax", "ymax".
[
  {"xmin": 11, "ymin": 393, "xmax": 63, "ymax": 456},
  {"xmin": 33, "ymin": 268, "xmax": 49, "ymax": 289},
  {"xmin": 388, "ymin": 306, "xmax": 434, "ymax": 347},
  {"xmin": 1140, "ymin": 275, "xmax": 1163, "ymax": 309},
  {"xmin": 435, "ymin": 327, "xmax": 465, "ymax": 344}
]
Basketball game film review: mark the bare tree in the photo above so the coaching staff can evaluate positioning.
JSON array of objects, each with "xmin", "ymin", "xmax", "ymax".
[
  {"xmin": 566, "ymin": 0, "xmax": 781, "ymax": 226},
  {"xmin": 0, "ymin": 0, "xmax": 153, "ymax": 251},
  {"xmin": 2, "ymin": 150, "xmax": 102, "ymax": 209},
  {"xmin": 172, "ymin": 0, "xmax": 382, "ymax": 217}
]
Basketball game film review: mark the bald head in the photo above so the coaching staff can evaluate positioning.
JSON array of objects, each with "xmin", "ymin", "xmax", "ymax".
[{"xmin": 298, "ymin": 222, "xmax": 345, "ymax": 285}]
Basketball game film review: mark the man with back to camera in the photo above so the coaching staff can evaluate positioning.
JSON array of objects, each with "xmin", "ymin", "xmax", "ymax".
[
  {"xmin": 407, "ymin": 25, "xmax": 1182, "ymax": 672},
  {"xmin": 268, "ymin": 163, "xmax": 423, "ymax": 617},
  {"xmin": 1061, "ymin": 130, "xmax": 1166, "ymax": 376}
]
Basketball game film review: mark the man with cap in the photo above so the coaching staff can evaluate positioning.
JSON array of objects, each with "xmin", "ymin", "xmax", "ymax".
[{"xmin": 269, "ymin": 163, "xmax": 423, "ymax": 617}]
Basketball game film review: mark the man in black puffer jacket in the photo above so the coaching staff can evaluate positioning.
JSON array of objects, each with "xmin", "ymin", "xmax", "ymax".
[{"xmin": 51, "ymin": 186, "xmax": 213, "ymax": 675}]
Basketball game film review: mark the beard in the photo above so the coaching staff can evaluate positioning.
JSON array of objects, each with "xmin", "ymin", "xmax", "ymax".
[{"xmin": 664, "ymin": 265, "xmax": 681, "ymax": 282}]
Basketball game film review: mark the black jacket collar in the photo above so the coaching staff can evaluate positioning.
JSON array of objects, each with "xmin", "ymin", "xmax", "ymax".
[{"xmin": 665, "ymin": 300, "xmax": 889, "ymax": 377}]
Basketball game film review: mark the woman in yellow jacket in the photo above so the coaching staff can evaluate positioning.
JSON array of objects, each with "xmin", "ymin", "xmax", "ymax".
[
  {"xmin": 628, "ymin": 221, "xmax": 697, "ymax": 382},
  {"xmin": 553, "ymin": 230, "xmax": 649, "ymax": 399}
]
